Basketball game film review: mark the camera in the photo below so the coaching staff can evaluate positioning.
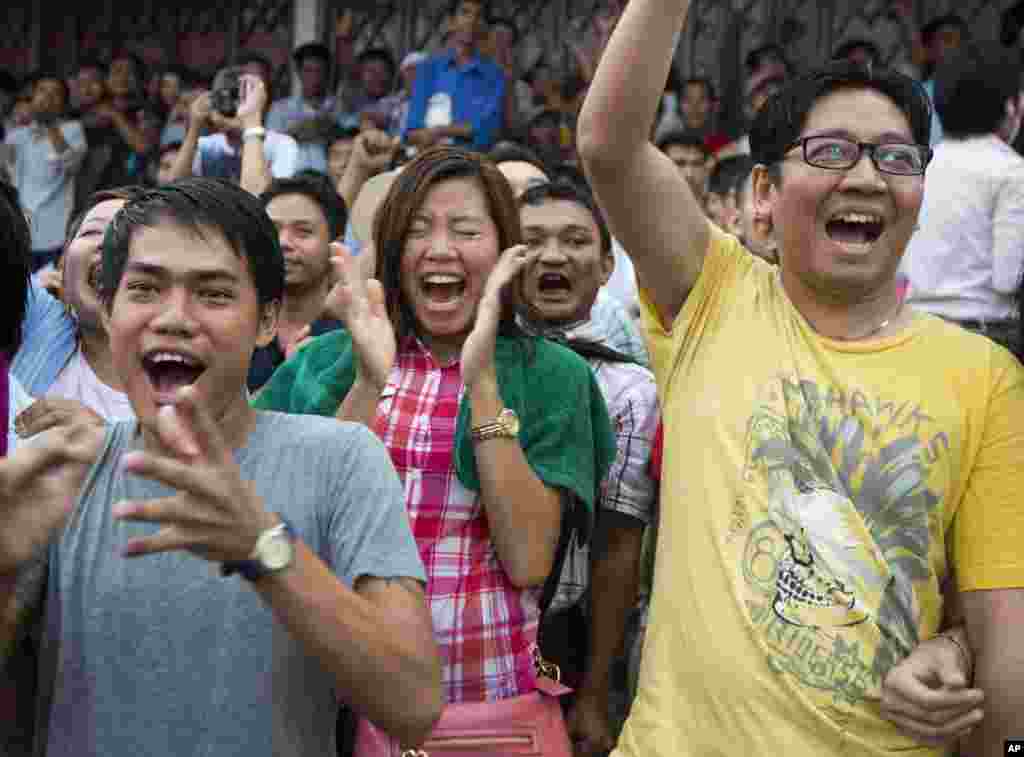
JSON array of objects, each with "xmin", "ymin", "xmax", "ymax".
[{"xmin": 210, "ymin": 67, "xmax": 243, "ymax": 118}]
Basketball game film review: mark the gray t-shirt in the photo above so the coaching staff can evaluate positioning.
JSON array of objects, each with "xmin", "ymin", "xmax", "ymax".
[{"xmin": 34, "ymin": 410, "xmax": 425, "ymax": 757}]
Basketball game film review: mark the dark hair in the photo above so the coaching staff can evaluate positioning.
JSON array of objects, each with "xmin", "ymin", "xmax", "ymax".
[
  {"xmin": 682, "ymin": 76, "xmax": 717, "ymax": 102},
  {"xmin": 293, "ymin": 42, "xmax": 331, "ymax": 67},
  {"xmin": 657, "ymin": 130, "xmax": 710, "ymax": 156},
  {"xmin": 449, "ymin": 0, "xmax": 489, "ymax": 16},
  {"xmin": 745, "ymin": 44, "xmax": 790, "ymax": 75},
  {"xmin": 831, "ymin": 39, "xmax": 883, "ymax": 66},
  {"xmin": 101, "ymin": 178, "xmax": 284, "ymax": 308},
  {"xmin": 921, "ymin": 14, "xmax": 967, "ymax": 46},
  {"xmin": 65, "ymin": 186, "xmax": 147, "ymax": 244},
  {"xmin": 749, "ymin": 60, "xmax": 932, "ymax": 169},
  {"xmin": 0, "ymin": 181, "xmax": 32, "ymax": 355},
  {"xmin": 260, "ymin": 174, "xmax": 348, "ymax": 240},
  {"xmin": 233, "ymin": 51, "xmax": 275, "ymax": 84},
  {"xmin": 110, "ymin": 51, "xmax": 147, "ymax": 86},
  {"xmin": 935, "ymin": 47, "xmax": 1023, "ymax": 139},
  {"xmin": 372, "ymin": 147, "xmax": 522, "ymax": 343},
  {"xmin": 489, "ymin": 141, "xmax": 547, "ymax": 174},
  {"xmin": 489, "ymin": 16, "xmax": 519, "ymax": 44},
  {"xmin": 519, "ymin": 179, "xmax": 612, "ymax": 257},
  {"xmin": 76, "ymin": 57, "xmax": 107, "ymax": 76},
  {"xmin": 1002, "ymin": 1, "xmax": 1024, "ymax": 47},
  {"xmin": 0, "ymin": 71, "xmax": 19, "ymax": 95},
  {"xmin": 708, "ymin": 154, "xmax": 754, "ymax": 197},
  {"xmin": 358, "ymin": 47, "xmax": 396, "ymax": 74}
]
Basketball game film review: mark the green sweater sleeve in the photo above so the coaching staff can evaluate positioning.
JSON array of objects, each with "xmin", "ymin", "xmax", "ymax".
[
  {"xmin": 454, "ymin": 337, "xmax": 616, "ymax": 524},
  {"xmin": 251, "ymin": 330, "xmax": 357, "ymax": 415}
]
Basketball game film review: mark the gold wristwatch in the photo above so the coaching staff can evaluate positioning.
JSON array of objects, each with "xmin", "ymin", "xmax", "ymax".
[{"xmin": 470, "ymin": 408, "xmax": 520, "ymax": 443}]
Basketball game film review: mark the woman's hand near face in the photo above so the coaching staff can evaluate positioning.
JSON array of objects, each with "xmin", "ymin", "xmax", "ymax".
[
  {"xmin": 324, "ymin": 242, "xmax": 396, "ymax": 391},
  {"xmin": 460, "ymin": 244, "xmax": 538, "ymax": 387}
]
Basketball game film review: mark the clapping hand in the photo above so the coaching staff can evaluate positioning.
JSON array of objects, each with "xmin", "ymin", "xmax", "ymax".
[
  {"xmin": 460, "ymin": 244, "xmax": 539, "ymax": 387},
  {"xmin": 323, "ymin": 242, "xmax": 396, "ymax": 391},
  {"xmin": 112, "ymin": 387, "xmax": 278, "ymax": 562}
]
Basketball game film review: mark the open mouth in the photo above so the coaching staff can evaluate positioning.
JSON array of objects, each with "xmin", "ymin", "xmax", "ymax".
[
  {"xmin": 421, "ymin": 273, "xmax": 465, "ymax": 304},
  {"xmin": 536, "ymin": 272, "xmax": 572, "ymax": 296},
  {"xmin": 142, "ymin": 350, "xmax": 206, "ymax": 400},
  {"xmin": 825, "ymin": 212, "xmax": 884, "ymax": 247}
]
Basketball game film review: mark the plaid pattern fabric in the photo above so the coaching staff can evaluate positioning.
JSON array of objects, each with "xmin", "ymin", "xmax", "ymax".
[
  {"xmin": 549, "ymin": 358, "xmax": 659, "ymax": 613},
  {"xmin": 373, "ymin": 338, "xmax": 539, "ymax": 703}
]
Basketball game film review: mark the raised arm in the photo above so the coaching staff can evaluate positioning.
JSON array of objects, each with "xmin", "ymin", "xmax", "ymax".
[
  {"xmin": 237, "ymin": 75, "xmax": 274, "ymax": 196},
  {"xmin": 576, "ymin": 0, "xmax": 710, "ymax": 326},
  {"xmin": 168, "ymin": 92, "xmax": 210, "ymax": 182}
]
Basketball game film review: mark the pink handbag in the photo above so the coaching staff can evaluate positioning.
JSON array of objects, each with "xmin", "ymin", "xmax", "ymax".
[{"xmin": 355, "ymin": 686, "xmax": 572, "ymax": 757}]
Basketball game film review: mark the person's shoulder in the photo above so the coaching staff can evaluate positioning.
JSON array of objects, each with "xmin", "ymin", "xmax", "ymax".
[
  {"xmin": 267, "ymin": 96, "xmax": 294, "ymax": 113},
  {"xmin": 910, "ymin": 311, "xmax": 1021, "ymax": 368},
  {"xmin": 525, "ymin": 335, "xmax": 596, "ymax": 382},
  {"xmin": 251, "ymin": 410, "xmax": 385, "ymax": 466}
]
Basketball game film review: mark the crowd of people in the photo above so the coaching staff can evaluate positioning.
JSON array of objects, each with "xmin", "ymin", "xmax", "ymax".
[{"xmin": 0, "ymin": 0, "xmax": 1022, "ymax": 756}]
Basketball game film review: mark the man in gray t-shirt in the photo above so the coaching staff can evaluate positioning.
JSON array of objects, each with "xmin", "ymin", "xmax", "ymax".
[{"xmin": 0, "ymin": 178, "xmax": 442, "ymax": 756}]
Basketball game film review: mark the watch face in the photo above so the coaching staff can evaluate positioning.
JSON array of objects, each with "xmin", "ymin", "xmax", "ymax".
[
  {"xmin": 261, "ymin": 533, "xmax": 295, "ymax": 571},
  {"xmin": 500, "ymin": 408, "xmax": 520, "ymax": 436}
]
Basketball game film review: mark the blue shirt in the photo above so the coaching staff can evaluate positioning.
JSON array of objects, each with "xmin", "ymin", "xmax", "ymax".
[
  {"xmin": 12, "ymin": 281, "xmax": 78, "ymax": 397},
  {"xmin": 4, "ymin": 120, "xmax": 87, "ymax": 252},
  {"xmin": 404, "ymin": 50, "xmax": 506, "ymax": 151}
]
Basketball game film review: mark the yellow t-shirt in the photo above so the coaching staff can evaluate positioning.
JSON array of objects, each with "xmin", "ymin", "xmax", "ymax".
[{"xmin": 615, "ymin": 228, "xmax": 1024, "ymax": 757}]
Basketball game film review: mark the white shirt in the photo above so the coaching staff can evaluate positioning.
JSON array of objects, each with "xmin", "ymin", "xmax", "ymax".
[
  {"xmin": 902, "ymin": 134, "xmax": 1024, "ymax": 322},
  {"xmin": 46, "ymin": 348, "xmax": 134, "ymax": 421},
  {"xmin": 193, "ymin": 130, "xmax": 299, "ymax": 182}
]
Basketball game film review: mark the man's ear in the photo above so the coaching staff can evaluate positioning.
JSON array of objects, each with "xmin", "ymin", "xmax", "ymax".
[{"xmin": 256, "ymin": 299, "xmax": 281, "ymax": 349}]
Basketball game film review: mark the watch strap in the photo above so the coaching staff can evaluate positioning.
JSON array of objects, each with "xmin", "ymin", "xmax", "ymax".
[{"xmin": 221, "ymin": 516, "xmax": 296, "ymax": 580}]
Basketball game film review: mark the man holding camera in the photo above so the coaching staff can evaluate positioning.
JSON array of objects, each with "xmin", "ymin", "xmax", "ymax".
[
  {"xmin": 168, "ymin": 69, "xmax": 298, "ymax": 196},
  {"xmin": 3, "ymin": 72, "xmax": 87, "ymax": 271}
]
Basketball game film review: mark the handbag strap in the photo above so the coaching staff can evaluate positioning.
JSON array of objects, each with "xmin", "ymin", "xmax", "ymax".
[{"xmin": 532, "ymin": 502, "xmax": 577, "ymax": 682}]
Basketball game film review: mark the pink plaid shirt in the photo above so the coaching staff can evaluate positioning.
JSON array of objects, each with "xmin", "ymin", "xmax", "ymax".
[{"xmin": 373, "ymin": 338, "xmax": 540, "ymax": 704}]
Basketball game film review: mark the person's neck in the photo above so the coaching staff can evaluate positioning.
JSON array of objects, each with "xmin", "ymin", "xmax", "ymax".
[
  {"xmin": 451, "ymin": 43, "xmax": 476, "ymax": 66},
  {"xmin": 779, "ymin": 269, "xmax": 906, "ymax": 341},
  {"xmin": 419, "ymin": 331, "xmax": 465, "ymax": 367},
  {"xmin": 79, "ymin": 326, "xmax": 123, "ymax": 391},
  {"xmin": 279, "ymin": 281, "xmax": 330, "ymax": 332}
]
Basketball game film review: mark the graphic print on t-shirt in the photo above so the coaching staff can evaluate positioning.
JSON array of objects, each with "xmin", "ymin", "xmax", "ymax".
[{"xmin": 737, "ymin": 375, "xmax": 944, "ymax": 707}]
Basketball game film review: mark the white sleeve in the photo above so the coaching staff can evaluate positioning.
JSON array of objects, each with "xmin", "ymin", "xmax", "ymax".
[{"xmin": 268, "ymin": 133, "xmax": 299, "ymax": 178}]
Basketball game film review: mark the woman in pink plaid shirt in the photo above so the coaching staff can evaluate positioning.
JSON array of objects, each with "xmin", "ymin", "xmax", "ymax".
[{"xmin": 255, "ymin": 146, "xmax": 615, "ymax": 754}]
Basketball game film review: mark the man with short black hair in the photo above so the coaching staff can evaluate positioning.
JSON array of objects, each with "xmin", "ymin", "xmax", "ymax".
[
  {"xmin": 249, "ymin": 175, "xmax": 347, "ymax": 390},
  {"xmin": 656, "ymin": 131, "xmax": 710, "ymax": 207},
  {"xmin": 0, "ymin": 177, "xmax": 442, "ymax": 756},
  {"xmin": 901, "ymin": 46, "xmax": 1024, "ymax": 355},
  {"xmin": 4, "ymin": 72, "xmax": 87, "ymax": 271},
  {"xmin": 404, "ymin": 0, "xmax": 507, "ymax": 152},
  {"xmin": 579, "ymin": 0, "xmax": 1023, "ymax": 754},
  {"xmin": 268, "ymin": 42, "xmax": 341, "ymax": 173}
]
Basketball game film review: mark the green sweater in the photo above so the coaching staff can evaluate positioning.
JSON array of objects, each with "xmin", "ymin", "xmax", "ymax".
[{"xmin": 253, "ymin": 330, "xmax": 616, "ymax": 530}]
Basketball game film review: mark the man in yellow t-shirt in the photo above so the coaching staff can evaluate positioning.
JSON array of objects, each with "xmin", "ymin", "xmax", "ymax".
[{"xmin": 577, "ymin": 1, "xmax": 1024, "ymax": 756}]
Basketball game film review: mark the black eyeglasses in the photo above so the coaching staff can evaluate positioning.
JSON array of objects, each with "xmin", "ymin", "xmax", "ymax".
[{"xmin": 785, "ymin": 135, "xmax": 932, "ymax": 176}]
